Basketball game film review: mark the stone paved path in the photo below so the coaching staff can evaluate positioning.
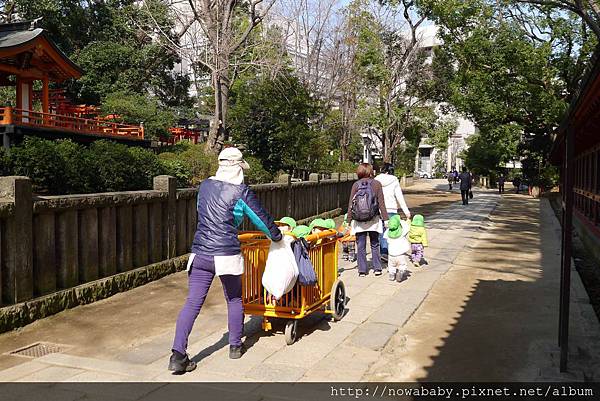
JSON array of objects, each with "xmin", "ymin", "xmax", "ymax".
[
  {"xmin": 1, "ymin": 183, "xmax": 598, "ymax": 394},
  {"xmin": 0, "ymin": 186, "xmax": 499, "ymax": 383}
]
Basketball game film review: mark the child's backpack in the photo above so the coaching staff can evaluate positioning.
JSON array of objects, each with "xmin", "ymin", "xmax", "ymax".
[{"xmin": 351, "ymin": 179, "xmax": 379, "ymax": 222}]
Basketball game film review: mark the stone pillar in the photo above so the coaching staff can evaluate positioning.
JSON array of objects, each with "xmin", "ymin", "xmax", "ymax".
[
  {"xmin": 154, "ymin": 176, "xmax": 177, "ymax": 259},
  {"xmin": 79, "ymin": 208, "xmax": 99, "ymax": 282},
  {"xmin": 309, "ymin": 173, "xmax": 319, "ymax": 182},
  {"xmin": 331, "ymin": 173, "xmax": 340, "ymax": 181},
  {"xmin": 0, "ymin": 177, "xmax": 33, "ymax": 304},
  {"xmin": 278, "ymin": 174, "xmax": 289, "ymax": 184}
]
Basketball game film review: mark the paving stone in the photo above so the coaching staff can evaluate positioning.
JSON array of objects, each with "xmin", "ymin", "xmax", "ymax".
[
  {"xmin": 365, "ymin": 282, "xmax": 400, "ymax": 296},
  {"xmin": 37, "ymin": 353, "xmax": 154, "ymax": 379},
  {"xmin": 152, "ymin": 369, "xmax": 236, "ymax": 382},
  {"xmin": 64, "ymin": 371, "xmax": 140, "ymax": 382},
  {"xmin": 367, "ymin": 298, "xmax": 423, "ymax": 327},
  {"xmin": 16, "ymin": 366, "xmax": 84, "ymax": 382},
  {"xmin": 300, "ymin": 345, "xmax": 379, "ymax": 382},
  {"xmin": 0, "ymin": 361, "xmax": 50, "ymax": 381},
  {"xmin": 245, "ymin": 362, "xmax": 307, "ymax": 381},
  {"xmin": 263, "ymin": 321, "xmax": 357, "ymax": 368},
  {"xmin": 347, "ymin": 292, "xmax": 388, "ymax": 310},
  {"xmin": 199, "ymin": 340, "xmax": 279, "ymax": 376},
  {"xmin": 347, "ymin": 322, "xmax": 397, "ymax": 351},
  {"xmin": 342, "ymin": 305, "xmax": 374, "ymax": 325}
]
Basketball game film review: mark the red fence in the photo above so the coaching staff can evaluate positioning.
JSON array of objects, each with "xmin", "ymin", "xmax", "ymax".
[{"xmin": 0, "ymin": 107, "xmax": 144, "ymax": 140}]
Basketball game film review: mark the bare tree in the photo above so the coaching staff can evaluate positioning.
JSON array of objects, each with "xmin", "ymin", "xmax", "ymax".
[
  {"xmin": 267, "ymin": 0, "xmax": 363, "ymax": 160},
  {"xmin": 142, "ymin": 0, "xmax": 276, "ymax": 153},
  {"xmin": 514, "ymin": 0, "xmax": 600, "ymax": 40},
  {"xmin": 350, "ymin": 0, "xmax": 435, "ymax": 163}
]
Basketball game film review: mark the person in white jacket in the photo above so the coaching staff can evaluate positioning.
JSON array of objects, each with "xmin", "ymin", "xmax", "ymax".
[{"xmin": 375, "ymin": 164, "xmax": 411, "ymax": 261}]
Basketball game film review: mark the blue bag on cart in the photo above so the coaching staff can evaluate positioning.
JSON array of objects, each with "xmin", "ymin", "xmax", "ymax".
[{"xmin": 293, "ymin": 238, "xmax": 317, "ymax": 286}]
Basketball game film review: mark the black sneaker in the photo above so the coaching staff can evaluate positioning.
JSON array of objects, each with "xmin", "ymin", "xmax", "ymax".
[
  {"xmin": 229, "ymin": 344, "xmax": 245, "ymax": 359},
  {"xmin": 358, "ymin": 272, "xmax": 367, "ymax": 277},
  {"xmin": 374, "ymin": 270, "xmax": 382, "ymax": 276},
  {"xmin": 168, "ymin": 351, "xmax": 196, "ymax": 373}
]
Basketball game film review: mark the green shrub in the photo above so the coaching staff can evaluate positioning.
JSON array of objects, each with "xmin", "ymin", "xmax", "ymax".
[
  {"xmin": 245, "ymin": 155, "xmax": 273, "ymax": 184},
  {"xmin": 9, "ymin": 137, "xmax": 68, "ymax": 194}
]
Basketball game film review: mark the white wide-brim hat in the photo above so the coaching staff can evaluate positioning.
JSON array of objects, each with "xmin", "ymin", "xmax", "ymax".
[{"xmin": 218, "ymin": 147, "xmax": 250, "ymax": 170}]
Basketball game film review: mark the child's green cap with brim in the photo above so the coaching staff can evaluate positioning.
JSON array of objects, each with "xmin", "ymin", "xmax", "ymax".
[
  {"xmin": 324, "ymin": 219, "xmax": 336, "ymax": 230},
  {"xmin": 411, "ymin": 214, "xmax": 425, "ymax": 227},
  {"xmin": 292, "ymin": 225, "xmax": 311, "ymax": 238},
  {"xmin": 309, "ymin": 218, "xmax": 328, "ymax": 230},
  {"xmin": 275, "ymin": 216, "xmax": 297, "ymax": 228},
  {"xmin": 387, "ymin": 215, "xmax": 410, "ymax": 239}
]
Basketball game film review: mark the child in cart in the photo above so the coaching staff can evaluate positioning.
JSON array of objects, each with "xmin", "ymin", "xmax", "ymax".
[
  {"xmin": 338, "ymin": 214, "xmax": 356, "ymax": 262},
  {"xmin": 408, "ymin": 214, "xmax": 428, "ymax": 267},
  {"xmin": 275, "ymin": 216, "xmax": 297, "ymax": 234},
  {"xmin": 383, "ymin": 215, "xmax": 411, "ymax": 281}
]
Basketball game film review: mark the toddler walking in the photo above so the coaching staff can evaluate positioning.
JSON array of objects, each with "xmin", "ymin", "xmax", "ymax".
[
  {"xmin": 408, "ymin": 214, "xmax": 428, "ymax": 266},
  {"xmin": 339, "ymin": 214, "xmax": 356, "ymax": 262},
  {"xmin": 383, "ymin": 215, "xmax": 411, "ymax": 281}
]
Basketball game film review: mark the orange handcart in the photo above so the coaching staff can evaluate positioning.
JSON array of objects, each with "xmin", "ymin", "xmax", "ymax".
[{"xmin": 239, "ymin": 229, "xmax": 346, "ymax": 345}]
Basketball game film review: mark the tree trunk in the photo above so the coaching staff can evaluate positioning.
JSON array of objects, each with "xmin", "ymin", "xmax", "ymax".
[
  {"xmin": 340, "ymin": 93, "xmax": 355, "ymax": 161},
  {"xmin": 206, "ymin": 69, "xmax": 230, "ymax": 154}
]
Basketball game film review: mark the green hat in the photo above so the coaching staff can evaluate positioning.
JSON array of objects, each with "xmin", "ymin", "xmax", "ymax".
[
  {"xmin": 292, "ymin": 225, "xmax": 311, "ymax": 238},
  {"xmin": 324, "ymin": 219, "xmax": 336, "ymax": 230},
  {"xmin": 309, "ymin": 218, "xmax": 327, "ymax": 230},
  {"xmin": 387, "ymin": 215, "xmax": 409, "ymax": 239},
  {"xmin": 411, "ymin": 214, "xmax": 425, "ymax": 227},
  {"xmin": 275, "ymin": 216, "xmax": 297, "ymax": 229}
]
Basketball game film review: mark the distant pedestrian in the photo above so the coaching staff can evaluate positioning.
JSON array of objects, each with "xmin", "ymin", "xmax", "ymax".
[
  {"xmin": 513, "ymin": 177, "xmax": 521, "ymax": 194},
  {"xmin": 375, "ymin": 163, "xmax": 410, "ymax": 262},
  {"xmin": 347, "ymin": 163, "xmax": 389, "ymax": 277},
  {"xmin": 447, "ymin": 171, "xmax": 454, "ymax": 190},
  {"xmin": 459, "ymin": 167, "xmax": 472, "ymax": 205},
  {"xmin": 498, "ymin": 174, "xmax": 505, "ymax": 194},
  {"xmin": 453, "ymin": 170, "xmax": 459, "ymax": 183},
  {"xmin": 169, "ymin": 147, "xmax": 282, "ymax": 374}
]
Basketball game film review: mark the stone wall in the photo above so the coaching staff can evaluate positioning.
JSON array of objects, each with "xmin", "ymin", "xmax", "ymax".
[{"xmin": 0, "ymin": 175, "xmax": 354, "ymax": 331}]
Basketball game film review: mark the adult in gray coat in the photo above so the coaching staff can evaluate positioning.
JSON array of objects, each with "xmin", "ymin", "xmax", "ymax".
[{"xmin": 459, "ymin": 167, "xmax": 472, "ymax": 205}]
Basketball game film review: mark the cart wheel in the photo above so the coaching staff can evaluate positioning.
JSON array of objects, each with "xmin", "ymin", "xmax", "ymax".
[
  {"xmin": 284, "ymin": 320, "xmax": 298, "ymax": 345},
  {"xmin": 330, "ymin": 279, "xmax": 346, "ymax": 321}
]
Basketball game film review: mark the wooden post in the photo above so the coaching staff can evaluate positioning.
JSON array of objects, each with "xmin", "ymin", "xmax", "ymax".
[
  {"xmin": 3, "ymin": 106, "xmax": 13, "ymax": 125},
  {"xmin": 559, "ymin": 125, "xmax": 574, "ymax": 372},
  {"xmin": 28, "ymin": 81, "xmax": 33, "ymax": 111},
  {"xmin": 42, "ymin": 76, "xmax": 49, "ymax": 115},
  {"xmin": 15, "ymin": 77, "xmax": 22, "ymax": 111}
]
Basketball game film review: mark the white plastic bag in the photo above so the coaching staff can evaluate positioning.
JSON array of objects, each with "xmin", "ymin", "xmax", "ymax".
[{"xmin": 262, "ymin": 235, "xmax": 298, "ymax": 300}]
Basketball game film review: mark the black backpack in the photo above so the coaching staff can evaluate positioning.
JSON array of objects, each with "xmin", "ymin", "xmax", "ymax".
[{"xmin": 351, "ymin": 179, "xmax": 379, "ymax": 222}]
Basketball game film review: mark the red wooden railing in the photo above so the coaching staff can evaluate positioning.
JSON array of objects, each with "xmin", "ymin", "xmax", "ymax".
[{"xmin": 0, "ymin": 107, "xmax": 144, "ymax": 140}]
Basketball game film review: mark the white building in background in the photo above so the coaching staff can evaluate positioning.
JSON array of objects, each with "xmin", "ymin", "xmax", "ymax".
[{"xmin": 413, "ymin": 24, "xmax": 477, "ymax": 177}]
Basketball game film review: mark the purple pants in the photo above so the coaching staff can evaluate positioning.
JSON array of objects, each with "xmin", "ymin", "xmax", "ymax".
[
  {"xmin": 411, "ymin": 244, "xmax": 424, "ymax": 262},
  {"xmin": 356, "ymin": 231, "xmax": 381, "ymax": 274},
  {"xmin": 172, "ymin": 253, "xmax": 243, "ymax": 355}
]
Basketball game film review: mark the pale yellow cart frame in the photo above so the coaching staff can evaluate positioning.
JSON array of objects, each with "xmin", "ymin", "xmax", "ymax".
[{"xmin": 238, "ymin": 230, "xmax": 346, "ymax": 345}]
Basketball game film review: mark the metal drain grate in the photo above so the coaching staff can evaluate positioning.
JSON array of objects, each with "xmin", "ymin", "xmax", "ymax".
[{"xmin": 8, "ymin": 342, "xmax": 65, "ymax": 358}]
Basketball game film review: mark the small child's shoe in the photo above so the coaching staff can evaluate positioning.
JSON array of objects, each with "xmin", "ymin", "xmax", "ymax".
[
  {"xmin": 396, "ymin": 271, "xmax": 405, "ymax": 282},
  {"xmin": 388, "ymin": 273, "xmax": 396, "ymax": 281}
]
